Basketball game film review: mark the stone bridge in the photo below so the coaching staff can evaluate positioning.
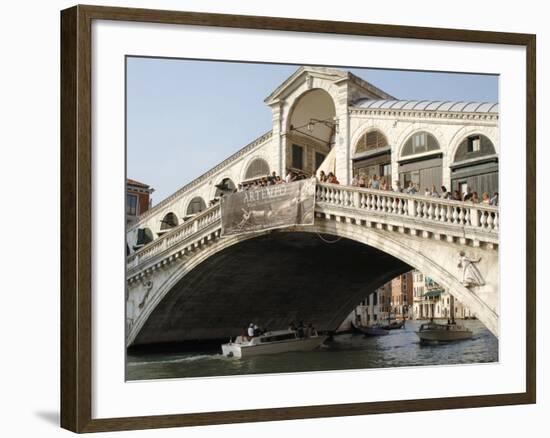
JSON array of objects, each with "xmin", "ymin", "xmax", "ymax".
[{"xmin": 126, "ymin": 183, "xmax": 499, "ymax": 347}]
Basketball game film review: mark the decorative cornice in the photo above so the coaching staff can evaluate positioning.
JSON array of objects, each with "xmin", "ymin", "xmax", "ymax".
[{"xmin": 349, "ymin": 107, "xmax": 499, "ymax": 122}]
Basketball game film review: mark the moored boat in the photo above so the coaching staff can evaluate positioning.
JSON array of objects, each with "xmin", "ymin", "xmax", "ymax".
[
  {"xmin": 379, "ymin": 320, "xmax": 405, "ymax": 330},
  {"xmin": 416, "ymin": 321, "xmax": 473, "ymax": 343},
  {"xmin": 352, "ymin": 323, "xmax": 389, "ymax": 336},
  {"xmin": 221, "ymin": 330, "xmax": 327, "ymax": 358}
]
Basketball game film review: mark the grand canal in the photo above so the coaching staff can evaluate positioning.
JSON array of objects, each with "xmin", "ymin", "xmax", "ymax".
[{"xmin": 126, "ymin": 320, "xmax": 498, "ymax": 381}]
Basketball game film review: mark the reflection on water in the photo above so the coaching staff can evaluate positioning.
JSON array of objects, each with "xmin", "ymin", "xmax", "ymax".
[{"xmin": 126, "ymin": 320, "xmax": 498, "ymax": 381}]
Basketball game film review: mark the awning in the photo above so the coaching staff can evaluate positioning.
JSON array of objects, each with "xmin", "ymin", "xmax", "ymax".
[{"xmin": 424, "ymin": 289, "xmax": 444, "ymax": 298}]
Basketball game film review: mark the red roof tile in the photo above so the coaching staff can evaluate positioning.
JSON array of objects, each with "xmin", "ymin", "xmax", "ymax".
[{"xmin": 127, "ymin": 178, "xmax": 150, "ymax": 188}]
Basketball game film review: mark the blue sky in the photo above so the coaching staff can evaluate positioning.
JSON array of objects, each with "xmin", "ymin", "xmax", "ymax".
[{"xmin": 127, "ymin": 57, "xmax": 498, "ymax": 203}]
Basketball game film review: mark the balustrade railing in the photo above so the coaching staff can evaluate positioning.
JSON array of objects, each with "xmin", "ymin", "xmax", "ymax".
[
  {"xmin": 127, "ymin": 204, "xmax": 221, "ymax": 270},
  {"xmin": 127, "ymin": 183, "xmax": 499, "ymax": 272},
  {"xmin": 315, "ymin": 183, "xmax": 499, "ymax": 233}
]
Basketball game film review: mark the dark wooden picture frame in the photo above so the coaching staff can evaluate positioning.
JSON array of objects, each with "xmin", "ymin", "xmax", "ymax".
[{"xmin": 60, "ymin": 4, "xmax": 536, "ymax": 433}]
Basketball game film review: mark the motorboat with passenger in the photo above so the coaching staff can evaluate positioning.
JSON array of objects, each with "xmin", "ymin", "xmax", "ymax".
[
  {"xmin": 416, "ymin": 321, "xmax": 473, "ymax": 343},
  {"xmin": 221, "ymin": 329, "xmax": 327, "ymax": 358}
]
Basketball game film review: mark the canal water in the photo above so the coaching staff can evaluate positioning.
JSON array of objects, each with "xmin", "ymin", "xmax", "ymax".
[{"xmin": 126, "ymin": 320, "xmax": 498, "ymax": 381}]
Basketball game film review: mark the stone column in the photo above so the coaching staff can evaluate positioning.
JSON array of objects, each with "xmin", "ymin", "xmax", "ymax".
[
  {"xmin": 269, "ymin": 101, "xmax": 284, "ymax": 176},
  {"xmin": 334, "ymin": 86, "xmax": 351, "ymax": 184}
]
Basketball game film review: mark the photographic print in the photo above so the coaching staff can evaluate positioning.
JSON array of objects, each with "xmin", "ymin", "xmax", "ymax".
[{"xmin": 124, "ymin": 58, "xmax": 500, "ymax": 381}]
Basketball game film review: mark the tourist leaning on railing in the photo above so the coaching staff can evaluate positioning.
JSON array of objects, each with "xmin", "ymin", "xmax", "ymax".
[
  {"xmin": 326, "ymin": 172, "xmax": 340, "ymax": 184},
  {"xmin": 440, "ymin": 186, "xmax": 452, "ymax": 200}
]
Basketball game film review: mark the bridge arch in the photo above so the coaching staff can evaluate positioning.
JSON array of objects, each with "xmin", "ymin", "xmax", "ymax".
[
  {"xmin": 283, "ymin": 88, "xmax": 337, "ymax": 175},
  {"xmin": 127, "ymin": 221, "xmax": 497, "ymax": 346}
]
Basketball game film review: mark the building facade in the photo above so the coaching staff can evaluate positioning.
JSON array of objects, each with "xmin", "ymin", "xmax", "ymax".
[
  {"xmin": 411, "ymin": 270, "xmax": 476, "ymax": 320},
  {"xmin": 126, "ymin": 179, "xmax": 154, "ymax": 227},
  {"xmin": 390, "ymin": 272, "xmax": 413, "ymax": 319}
]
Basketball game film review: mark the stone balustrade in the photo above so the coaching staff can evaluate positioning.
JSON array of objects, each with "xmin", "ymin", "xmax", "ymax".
[
  {"xmin": 127, "ymin": 204, "xmax": 221, "ymax": 272},
  {"xmin": 315, "ymin": 183, "xmax": 499, "ymax": 233},
  {"xmin": 127, "ymin": 183, "xmax": 499, "ymax": 277}
]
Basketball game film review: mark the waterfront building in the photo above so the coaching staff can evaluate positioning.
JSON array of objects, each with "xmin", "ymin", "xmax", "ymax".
[
  {"xmin": 411, "ymin": 270, "xmax": 476, "ymax": 320},
  {"xmin": 391, "ymin": 272, "xmax": 413, "ymax": 319},
  {"xmin": 412, "ymin": 270, "xmax": 426, "ymax": 318},
  {"xmin": 126, "ymin": 179, "xmax": 155, "ymax": 250},
  {"xmin": 348, "ymin": 280, "xmax": 393, "ymax": 328}
]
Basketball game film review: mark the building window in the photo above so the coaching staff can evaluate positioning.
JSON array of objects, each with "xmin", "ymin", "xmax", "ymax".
[
  {"xmin": 127, "ymin": 194, "xmax": 138, "ymax": 216},
  {"xmin": 315, "ymin": 152, "xmax": 326, "ymax": 170},
  {"xmin": 402, "ymin": 170, "xmax": 420, "ymax": 188},
  {"xmin": 187, "ymin": 197, "xmax": 206, "ymax": 216},
  {"xmin": 160, "ymin": 212, "xmax": 178, "ymax": 230},
  {"xmin": 292, "ymin": 144, "xmax": 304, "ymax": 170},
  {"xmin": 245, "ymin": 158, "xmax": 270, "ymax": 179},
  {"xmin": 402, "ymin": 131, "xmax": 440, "ymax": 157},
  {"xmin": 467, "ymin": 135, "xmax": 481, "ymax": 153},
  {"xmin": 136, "ymin": 227, "xmax": 154, "ymax": 246},
  {"xmin": 355, "ymin": 130, "xmax": 388, "ymax": 154}
]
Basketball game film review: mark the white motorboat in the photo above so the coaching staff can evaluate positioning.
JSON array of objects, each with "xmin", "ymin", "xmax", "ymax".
[
  {"xmin": 221, "ymin": 330, "xmax": 327, "ymax": 358},
  {"xmin": 416, "ymin": 294, "xmax": 473, "ymax": 343},
  {"xmin": 416, "ymin": 321, "xmax": 473, "ymax": 343}
]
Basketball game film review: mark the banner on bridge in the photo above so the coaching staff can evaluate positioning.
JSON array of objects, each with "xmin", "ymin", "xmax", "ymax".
[{"xmin": 220, "ymin": 178, "xmax": 316, "ymax": 236}]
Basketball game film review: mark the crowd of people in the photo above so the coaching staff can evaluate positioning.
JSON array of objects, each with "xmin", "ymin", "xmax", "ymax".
[
  {"xmin": 209, "ymin": 169, "xmax": 498, "ymax": 207},
  {"xmin": 345, "ymin": 172, "xmax": 498, "ymax": 206},
  {"xmin": 239, "ymin": 320, "xmax": 318, "ymax": 341},
  {"xmin": 288, "ymin": 321, "xmax": 318, "ymax": 338}
]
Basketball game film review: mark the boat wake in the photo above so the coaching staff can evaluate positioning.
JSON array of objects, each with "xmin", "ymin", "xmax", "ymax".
[{"xmin": 127, "ymin": 353, "xmax": 224, "ymax": 367}]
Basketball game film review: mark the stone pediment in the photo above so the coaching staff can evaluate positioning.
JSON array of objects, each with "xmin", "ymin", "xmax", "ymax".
[{"xmin": 264, "ymin": 66, "xmax": 394, "ymax": 105}]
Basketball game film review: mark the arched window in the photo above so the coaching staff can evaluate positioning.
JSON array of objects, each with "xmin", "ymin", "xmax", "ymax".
[
  {"xmin": 454, "ymin": 134, "xmax": 496, "ymax": 162},
  {"xmin": 214, "ymin": 178, "xmax": 236, "ymax": 197},
  {"xmin": 245, "ymin": 158, "xmax": 270, "ymax": 179},
  {"xmin": 186, "ymin": 197, "xmax": 206, "ymax": 216},
  {"xmin": 355, "ymin": 130, "xmax": 388, "ymax": 155},
  {"xmin": 160, "ymin": 212, "xmax": 178, "ymax": 230},
  {"xmin": 401, "ymin": 131, "xmax": 440, "ymax": 157},
  {"xmin": 135, "ymin": 227, "xmax": 154, "ymax": 247}
]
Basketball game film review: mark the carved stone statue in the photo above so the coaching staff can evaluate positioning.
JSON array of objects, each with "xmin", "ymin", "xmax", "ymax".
[{"xmin": 458, "ymin": 251, "xmax": 485, "ymax": 287}]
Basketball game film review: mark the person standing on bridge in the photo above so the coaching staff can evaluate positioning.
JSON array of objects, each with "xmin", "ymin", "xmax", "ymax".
[
  {"xmin": 405, "ymin": 181, "xmax": 417, "ymax": 194},
  {"xmin": 327, "ymin": 172, "xmax": 340, "ymax": 184}
]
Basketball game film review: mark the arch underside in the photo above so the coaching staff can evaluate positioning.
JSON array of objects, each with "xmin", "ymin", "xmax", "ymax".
[{"xmin": 132, "ymin": 232, "xmax": 411, "ymax": 346}]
